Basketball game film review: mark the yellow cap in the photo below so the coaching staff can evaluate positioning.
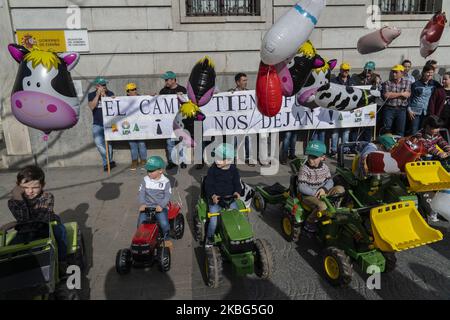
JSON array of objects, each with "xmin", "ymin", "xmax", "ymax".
[
  {"xmin": 391, "ymin": 65, "xmax": 405, "ymax": 72},
  {"xmin": 340, "ymin": 62, "xmax": 351, "ymax": 70},
  {"xmin": 125, "ymin": 83, "xmax": 137, "ymax": 91}
]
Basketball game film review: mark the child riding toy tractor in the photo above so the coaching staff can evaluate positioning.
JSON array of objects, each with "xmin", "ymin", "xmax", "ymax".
[
  {"xmin": 0, "ymin": 219, "xmax": 86, "ymax": 299},
  {"xmin": 116, "ymin": 202, "xmax": 184, "ymax": 275},
  {"xmin": 194, "ymin": 187, "xmax": 274, "ymax": 288},
  {"xmin": 253, "ymin": 153, "xmax": 444, "ymax": 286}
]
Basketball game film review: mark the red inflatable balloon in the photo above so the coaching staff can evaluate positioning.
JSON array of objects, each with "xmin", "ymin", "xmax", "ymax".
[{"xmin": 256, "ymin": 62, "xmax": 283, "ymax": 117}]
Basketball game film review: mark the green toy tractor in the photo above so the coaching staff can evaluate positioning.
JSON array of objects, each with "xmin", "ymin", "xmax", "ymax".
[
  {"xmin": 0, "ymin": 220, "xmax": 86, "ymax": 300},
  {"xmin": 253, "ymin": 158, "xmax": 443, "ymax": 286},
  {"xmin": 193, "ymin": 180, "xmax": 274, "ymax": 288}
]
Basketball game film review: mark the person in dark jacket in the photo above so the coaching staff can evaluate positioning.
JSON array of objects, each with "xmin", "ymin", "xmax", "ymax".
[
  {"xmin": 204, "ymin": 143, "xmax": 242, "ymax": 245},
  {"xmin": 428, "ymin": 81, "xmax": 446, "ymax": 117}
]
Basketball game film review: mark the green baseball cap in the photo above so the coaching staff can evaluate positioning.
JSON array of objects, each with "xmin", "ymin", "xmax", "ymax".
[
  {"xmin": 145, "ymin": 156, "xmax": 166, "ymax": 171},
  {"xmin": 161, "ymin": 71, "xmax": 177, "ymax": 80},
  {"xmin": 305, "ymin": 140, "xmax": 327, "ymax": 158},
  {"xmin": 364, "ymin": 61, "xmax": 376, "ymax": 71},
  {"xmin": 93, "ymin": 77, "xmax": 109, "ymax": 85},
  {"xmin": 377, "ymin": 135, "xmax": 396, "ymax": 150}
]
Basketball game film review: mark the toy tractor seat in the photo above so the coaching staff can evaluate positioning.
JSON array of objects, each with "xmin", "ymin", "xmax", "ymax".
[
  {"xmin": 370, "ymin": 201, "xmax": 443, "ymax": 252},
  {"xmin": 406, "ymin": 161, "xmax": 450, "ymax": 192},
  {"xmin": 262, "ymin": 183, "xmax": 287, "ymax": 196}
]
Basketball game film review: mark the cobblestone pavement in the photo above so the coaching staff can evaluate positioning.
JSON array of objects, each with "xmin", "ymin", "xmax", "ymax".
[{"xmin": 1, "ymin": 160, "xmax": 449, "ymax": 300}]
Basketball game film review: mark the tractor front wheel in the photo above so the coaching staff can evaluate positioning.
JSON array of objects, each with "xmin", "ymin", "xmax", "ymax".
[
  {"xmin": 322, "ymin": 247, "xmax": 353, "ymax": 287},
  {"xmin": 158, "ymin": 246, "xmax": 171, "ymax": 272},
  {"xmin": 281, "ymin": 212, "xmax": 301, "ymax": 242},
  {"xmin": 254, "ymin": 239, "xmax": 274, "ymax": 280},
  {"xmin": 193, "ymin": 211, "xmax": 205, "ymax": 244},
  {"xmin": 115, "ymin": 248, "xmax": 132, "ymax": 275},
  {"xmin": 204, "ymin": 246, "xmax": 223, "ymax": 288},
  {"xmin": 252, "ymin": 192, "xmax": 266, "ymax": 215},
  {"xmin": 173, "ymin": 214, "xmax": 185, "ymax": 240}
]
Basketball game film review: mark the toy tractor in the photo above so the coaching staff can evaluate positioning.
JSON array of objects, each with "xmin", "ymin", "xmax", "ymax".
[
  {"xmin": 0, "ymin": 220, "xmax": 86, "ymax": 300},
  {"xmin": 335, "ymin": 141, "xmax": 450, "ymax": 219},
  {"xmin": 193, "ymin": 181, "xmax": 274, "ymax": 288},
  {"xmin": 116, "ymin": 202, "xmax": 184, "ymax": 275},
  {"xmin": 253, "ymin": 158, "xmax": 308, "ymax": 242},
  {"xmin": 253, "ymin": 158, "xmax": 444, "ymax": 286}
]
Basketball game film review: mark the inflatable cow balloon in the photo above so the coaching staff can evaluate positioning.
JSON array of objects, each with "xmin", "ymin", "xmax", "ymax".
[{"xmin": 8, "ymin": 44, "xmax": 80, "ymax": 134}]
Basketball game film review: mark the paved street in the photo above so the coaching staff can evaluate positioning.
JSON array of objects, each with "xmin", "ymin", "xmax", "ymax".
[{"xmin": 1, "ymin": 160, "xmax": 449, "ymax": 300}]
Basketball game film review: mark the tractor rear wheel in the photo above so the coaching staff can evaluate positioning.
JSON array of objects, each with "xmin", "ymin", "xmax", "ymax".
[
  {"xmin": 322, "ymin": 247, "xmax": 353, "ymax": 287},
  {"xmin": 115, "ymin": 248, "xmax": 132, "ymax": 275},
  {"xmin": 193, "ymin": 211, "xmax": 205, "ymax": 244},
  {"xmin": 382, "ymin": 252, "xmax": 397, "ymax": 273},
  {"xmin": 254, "ymin": 239, "xmax": 274, "ymax": 280},
  {"xmin": 204, "ymin": 246, "xmax": 223, "ymax": 288},
  {"xmin": 252, "ymin": 192, "xmax": 266, "ymax": 215},
  {"xmin": 174, "ymin": 214, "xmax": 185, "ymax": 240},
  {"xmin": 281, "ymin": 212, "xmax": 301, "ymax": 242},
  {"xmin": 158, "ymin": 246, "xmax": 171, "ymax": 273}
]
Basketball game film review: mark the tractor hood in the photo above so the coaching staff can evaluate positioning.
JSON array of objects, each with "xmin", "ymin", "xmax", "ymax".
[{"xmin": 221, "ymin": 210, "xmax": 253, "ymax": 241}]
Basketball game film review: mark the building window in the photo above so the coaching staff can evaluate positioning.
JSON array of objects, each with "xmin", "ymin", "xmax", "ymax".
[
  {"xmin": 378, "ymin": 0, "xmax": 442, "ymax": 14},
  {"xmin": 186, "ymin": 0, "xmax": 261, "ymax": 17}
]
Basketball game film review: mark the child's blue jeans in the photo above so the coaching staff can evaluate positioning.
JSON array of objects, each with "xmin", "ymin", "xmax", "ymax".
[
  {"xmin": 206, "ymin": 202, "xmax": 239, "ymax": 240},
  {"xmin": 137, "ymin": 208, "xmax": 170, "ymax": 240}
]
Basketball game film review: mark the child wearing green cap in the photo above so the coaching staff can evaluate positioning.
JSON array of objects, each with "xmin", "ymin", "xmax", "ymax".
[
  {"xmin": 138, "ymin": 156, "xmax": 172, "ymax": 241},
  {"xmin": 298, "ymin": 141, "xmax": 345, "ymax": 233},
  {"xmin": 204, "ymin": 143, "xmax": 242, "ymax": 245}
]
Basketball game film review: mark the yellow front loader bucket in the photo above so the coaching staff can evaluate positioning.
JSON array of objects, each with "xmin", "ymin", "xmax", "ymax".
[
  {"xmin": 370, "ymin": 201, "xmax": 443, "ymax": 252},
  {"xmin": 406, "ymin": 161, "xmax": 450, "ymax": 192}
]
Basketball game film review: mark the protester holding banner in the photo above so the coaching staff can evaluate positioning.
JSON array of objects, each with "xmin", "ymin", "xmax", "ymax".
[
  {"xmin": 159, "ymin": 71, "xmax": 188, "ymax": 170},
  {"xmin": 88, "ymin": 77, "xmax": 116, "ymax": 172},
  {"xmin": 229, "ymin": 73, "xmax": 254, "ymax": 167},
  {"xmin": 329, "ymin": 63, "xmax": 354, "ymax": 157},
  {"xmin": 125, "ymin": 83, "xmax": 148, "ymax": 171}
]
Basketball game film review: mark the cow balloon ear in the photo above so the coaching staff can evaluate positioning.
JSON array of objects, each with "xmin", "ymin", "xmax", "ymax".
[
  {"xmin": 328, "ymin": 59, "xmax": 338, "ymax": 71},
  {"xmin": 313, "ymin": 57, "xmax": 325, "ymax": 68},
  {"xmin": 8, "ymin": 44, "xmax": 29, "ymax": 63},
  {"xmin": 58, "ymin": 52, "xmax": 80, "ymax": 71}
]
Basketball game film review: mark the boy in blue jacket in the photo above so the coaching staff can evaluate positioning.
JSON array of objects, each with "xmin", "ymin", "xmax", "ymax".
[
  {"xmin": 204, "ymin": 143, "xmax": 242, "ymax": 245},
  {"xmin": 138, "ymin": 156, "xmax": 172, "ymax": 241}
]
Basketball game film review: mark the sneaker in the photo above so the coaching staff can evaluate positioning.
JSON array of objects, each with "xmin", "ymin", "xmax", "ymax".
[
  {"xmin": 259, "ymin": 161, "xmax": 271, "ymax": 167},
  {"xmin": 139, "ymin": 160, "xmax": 147, "ymax": 167},
  {"xmin": 130, "ymin": 160, "xmax": 138, "ymax": 171},
  {"xmin": 288, "ymin": 154, "xmax": 297, "ymax": 160},
  {"xmin": 245, "ymin": 160, "xmax": 256, "ymax": 167},
  {"xmin": 166, "ymin": 162, "xmax": 177, "ymax": 170},
  {"xmin": 205, "ymin": 239, "xmax": 214, "ymax": 248},
  {"xmin": 303, "ymin": 221, "xmax": 318, "ymax": 233},
  {"xmin": 428, "ymin": 213, "xmax": 440, "ymax": 223},
  {"xmin": 110, "ymin": 161, "xmax": 117, "ymax": 169},
  {"xmin": 180, "ymin": 162, "xmax": 187, "ymax": 169},
  {"xmin": 280, "ymin": 158, "xmax": 287, "ymax": 165}
]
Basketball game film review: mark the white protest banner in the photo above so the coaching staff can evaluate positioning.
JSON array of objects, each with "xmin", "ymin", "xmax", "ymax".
[{"xmin": 102, "ymin": 91, "xmax": 376, "ymax": 141}]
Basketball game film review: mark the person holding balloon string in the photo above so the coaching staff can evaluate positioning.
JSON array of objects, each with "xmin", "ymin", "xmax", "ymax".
[
  {"xmin": 88, "ymin": 77, "xmax": 116, "ymax": 172},
  {"xmin": 125, "ymin": 83, "xmax": 148, "ymax": 171}
]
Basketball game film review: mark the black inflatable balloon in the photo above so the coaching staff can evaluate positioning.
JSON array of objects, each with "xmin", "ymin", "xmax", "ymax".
[{"xmin": 187, "ymin": 56, "xmax": 216, "ymax": 107}]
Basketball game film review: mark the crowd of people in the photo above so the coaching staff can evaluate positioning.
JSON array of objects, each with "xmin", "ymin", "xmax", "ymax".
[
  {"xmin": 281, "ymin": 58, "xmax": 450, "ymax": 162},
  {"xmin": 86, "ymin": 59, "xmax": 450, "ymax": 171}
]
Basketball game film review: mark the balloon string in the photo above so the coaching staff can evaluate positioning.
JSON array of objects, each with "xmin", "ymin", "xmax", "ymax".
[{"xmin": 43, "ymin": 134, "xmax": 49, "ymax": 175}]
